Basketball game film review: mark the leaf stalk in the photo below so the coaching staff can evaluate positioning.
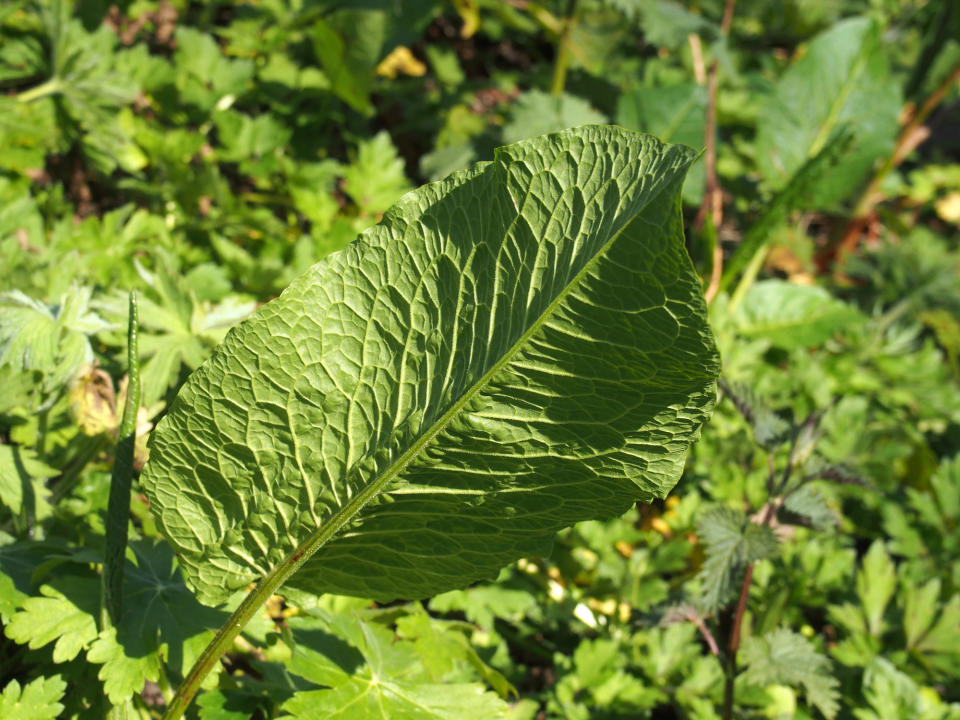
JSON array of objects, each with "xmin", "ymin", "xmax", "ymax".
[{"xmin": 550, "ymin": 0, "xmax": 579, "ymax": 96}]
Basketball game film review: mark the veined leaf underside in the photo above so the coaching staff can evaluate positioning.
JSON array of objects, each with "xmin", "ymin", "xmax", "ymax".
[{"xmin": 141, "ymin": 126, "xmax": 720, "ymax": 606}]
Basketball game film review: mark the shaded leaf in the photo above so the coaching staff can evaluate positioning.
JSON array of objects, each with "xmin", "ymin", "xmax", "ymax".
[
  {"xmin": 783, "ymin": 484, "xmax": 836, "ymax": 530},
  {"xmin": 4, "ymin": 576, "xmax": 100, "ymax": 663},
  {"xmin": 281, "ymin": 611, "xmax": 507, "ymax": 719},
  {"xmin": 87, "ymin": 626, "xmax": 162, "ymax": 706},
  {"xmin": 0, "ymin": 445, "xmax": 57, "ymax": 516}
]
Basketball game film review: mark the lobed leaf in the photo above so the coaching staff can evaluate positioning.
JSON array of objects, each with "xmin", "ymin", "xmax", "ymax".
[
  {"xmin": 0, "ymin": 675, "xmax": 66, "ymax": 720},
  {"xmin": 141, "ymin": 126, "xmax": 720, "ymax": 606},
  {"xmin": 281, "ymin": 611, "xmax": 508, "ymax": 719}
]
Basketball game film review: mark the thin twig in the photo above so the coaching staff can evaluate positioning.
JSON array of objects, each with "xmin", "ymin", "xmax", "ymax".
[{"xmin": 697, "ymin": 0, "xmax": 736, "ymax": 304}]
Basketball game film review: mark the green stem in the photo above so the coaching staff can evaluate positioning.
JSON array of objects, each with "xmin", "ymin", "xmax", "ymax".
[
  {"xmin": 101, "ymin": 291, "xmax": 140, "ymax": 631},
  {"xmin": 550, "ymin": 0, "xmax": 578, "ymax": 96},
  {"xmin": 16, "ymin": 77, "xmax": 62, "ymax": 103},
  {"xmin": 163, "ymin": 454, "xmax": 400, "ymax": 718},
  {"xmin": 726, "ymin": 244, "xmax": 768, "ymax": 314}
]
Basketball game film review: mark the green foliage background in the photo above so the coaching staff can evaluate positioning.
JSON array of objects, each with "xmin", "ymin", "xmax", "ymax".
[{"xmin": 1, "ymin": 0, "xmax": 959, "ymax": 718}]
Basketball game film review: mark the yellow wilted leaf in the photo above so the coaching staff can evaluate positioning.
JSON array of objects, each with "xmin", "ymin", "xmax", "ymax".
[
  {"xmin": 69, "ymin": 365, "xmax": 117, "ymax": 436},
  {"xmin": 452, "ymin": 0, "xmax": 480, "ymax": 38},
  {"xmin": 935, "ymin": 191, "xmax": 960, "ymax": 223},
  {"xmin": 376, "ymin": 46, "xmax": 427, "ymax": 79}
]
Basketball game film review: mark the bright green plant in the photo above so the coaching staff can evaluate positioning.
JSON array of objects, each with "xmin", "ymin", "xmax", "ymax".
[{"xmin": 143, "ymin": 125, "xmax": 720, "ymax": 717}]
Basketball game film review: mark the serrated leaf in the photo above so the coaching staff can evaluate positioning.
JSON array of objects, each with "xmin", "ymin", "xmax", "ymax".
[
  {"xmin": 857, "ymin": 541, "xmax": 895, "ymax": 637},
  {"xmin": 719, "ymin": 379, "xmax": 790, "ymax": 449},
  {"xmin": 141, "ymin": 127, "xmax": 719, "ymax": 606},
  {"xmin": 342, "ymin": 131, "xmax": 412, "ymax": 217},
  {"xmin": 0, "ymin": 286, "xmax": 110, "ymax": 399},
  {"xmin": 756, "ymin": 17, "xmax": 901, "ymax": 209},
  {"xmin": 783, "ymin": 484, "xmax": 836, "ymax": 530},
  {"xmin": 502, "ymin": 91, "xmax": 607, "ymax": 144},
  {"xmin": 740, "ymin": 628, "xmax": 839, "ymax": 719},
  {"xmin": 0, "ymin": 445, "xmax": 58, "ymax": 516},
  {"xmin": 282, "ymin": 611, "xmax": 507, "ymax": 719},
  {"xmin": 87, "ymin": 626, "xmax": 162, "ymax": 706},
  {"xmin": 853, "ymin": 658, "xmax": 929, "ymax": 720},
  {"xmin": 86, "ymin": 542, "xmax": 226, "ymax": 705},
  {"xmin": 733, "ymin": 280, "xmax": 862, "ymax": 349},
  {"xmin": 430, "ymin": 581, "xmax": 537, "ymax": 629},
  {"xmin": 903, "ymin": 579, "xmax": 941, "ymax": 650},
  {"xmin": 695, "ymin": 506, "xmax": 779, "ymax": 612},
  {"xmin": 0, "ymin": 675, "xmax": 66, "ymax": 720},
  {"xmin": 913, "ymin": 594, "xmax": 960, "ymax": 668},
  {"xmin": 4, "ymin": 576, "xmax": 100, "ymax": 662},
  {"xmin": 625, "ymin": 0, "xmax": 716, "ymax": 48},
  {"xmin": 395, "ymin": 606, "xmax": 514, "ymax": 697}
]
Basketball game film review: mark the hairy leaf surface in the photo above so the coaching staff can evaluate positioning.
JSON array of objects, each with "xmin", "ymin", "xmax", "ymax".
[{"xmin": 141, "ymin": 126, "xmax": 719, "ymax": 606}]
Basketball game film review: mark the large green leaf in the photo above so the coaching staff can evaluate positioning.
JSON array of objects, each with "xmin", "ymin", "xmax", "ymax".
[
  {"xmin": 280, "ymin": 611, "xmax": 508, "ymax": 719},
  {"xmin": 755, "ymin": 17, "xmax": 901, "ymax": 209},
  {"xmin": 141, "ymin": 126, "xmax": 719, "ymax": 606}
]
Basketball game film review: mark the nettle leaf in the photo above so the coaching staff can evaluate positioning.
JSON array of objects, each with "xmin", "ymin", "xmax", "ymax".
[
  {"xmin": 281, "ymin": 611, "xmax": 508, "ymax": 719},
  {"xmin": 0, "ymin": 675, "xmax": 66, "ymax": 720},
  {"xmin": 756, "ymin": 17, "xmax": 901, "ymax": 209},
  {"xmin": 695, "ymin": 506, "xmax": 779, "ymax": 612},
  {"xmin": 783, "ymin": 484, "xmax": 836, "ymax": 530},
  {"xmin": 733, "ymin": 280, "xmax": 862, "ymax": 350},
  {"xmin": 740, "ymin": 628, "xmax": 839, "ymax": 720},
  {"xmin": 141, "ymin": 127, "xmax": 719, "ymax": 606}
]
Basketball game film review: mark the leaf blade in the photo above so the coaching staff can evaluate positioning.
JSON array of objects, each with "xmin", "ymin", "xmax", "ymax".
[{"xmin": 142, "ymin": 126, "xmax": 720, "ymax": 606}]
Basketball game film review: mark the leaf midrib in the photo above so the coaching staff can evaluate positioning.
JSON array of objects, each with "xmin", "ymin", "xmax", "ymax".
[
  {"xmin": 270, "ymin": 158, "xmax": 683, "ymax": 589},
  {"xmin": 806, "ymin": 27, "xmax": 872, "ymax": 158}
]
